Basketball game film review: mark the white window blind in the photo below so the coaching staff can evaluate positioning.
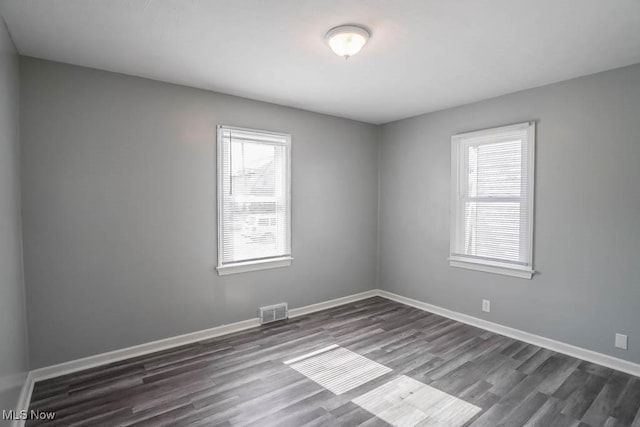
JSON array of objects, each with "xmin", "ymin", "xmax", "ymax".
[
  {"xmin": 217, "ymin": 126, "xmax": 291, "ymax": 275},
  {"xmin": 450, "ymin": 122, "xmax": 535, "ymax": 279}
]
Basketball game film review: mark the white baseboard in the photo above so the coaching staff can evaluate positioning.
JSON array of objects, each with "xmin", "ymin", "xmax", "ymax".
[
  {"xmin": 29, "ymin": 289, "xmax": 378, "ymax": 384},
  {"xmin": 12, "ymin": 372, "xmax": 34, "ymax": 427},
  {"xmin": 29, "ymin": 317, "xmax": 261, "ymax": 383},
  {"xmin": 288, "ymin": 289, "xmax": 378, "ymax": 318},
  {"xmin": 376, "ymin": 290, "xmax": 640, "ymax": 378}
]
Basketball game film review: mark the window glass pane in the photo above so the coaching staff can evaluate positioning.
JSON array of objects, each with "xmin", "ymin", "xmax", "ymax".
[
  {"xmin": 468, "ymin": 140, "xmax": 522, "ymax": 198},
  {"xmin": 464, "ymin": 202, "xmax": 521, "ymax": 262},
  {"xmin": 219, "ymin": 128, "xmax": 290, "ymax": 266}
]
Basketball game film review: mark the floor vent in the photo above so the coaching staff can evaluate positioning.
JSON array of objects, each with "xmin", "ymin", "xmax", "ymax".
[{"xmin": 259, "ymin": 303, "xmax": 288, "ymax": 324}]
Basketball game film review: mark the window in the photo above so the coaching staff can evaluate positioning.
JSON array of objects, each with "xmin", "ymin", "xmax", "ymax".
[
  {"xmin": 217, "ymin": 125, "xmax": 291, "ymax": 275},
  {"xmin": 449, "ymin": 122, "xmax": 535, "ymax": 279}
]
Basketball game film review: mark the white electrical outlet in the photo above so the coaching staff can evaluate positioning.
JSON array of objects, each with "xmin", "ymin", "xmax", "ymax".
[
  {"xmin": 482, "ymin": 299, "xmax": 491, "ymax": 313},
  {"xmin": 615, "ymin": 333, "xmax": 628, "ymax": 350}
]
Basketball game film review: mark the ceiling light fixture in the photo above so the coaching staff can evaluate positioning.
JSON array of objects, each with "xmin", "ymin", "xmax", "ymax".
[{"xmin": 325, "ymin": 25, "xmax": 370, "ymax": 59}]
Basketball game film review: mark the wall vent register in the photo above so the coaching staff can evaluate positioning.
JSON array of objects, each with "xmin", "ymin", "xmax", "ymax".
[{"xmin": 259, "ymin": 303, "xmax": 288, "ymax": 324}]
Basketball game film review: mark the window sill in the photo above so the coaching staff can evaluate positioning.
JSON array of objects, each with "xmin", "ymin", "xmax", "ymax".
[
  {"xmin": 217, "ymin": 256, "xmax": 293, "ymax": 276},
  {"xmin": 448, "ymin": 257, "xmax": 534, "ymax": 279}
]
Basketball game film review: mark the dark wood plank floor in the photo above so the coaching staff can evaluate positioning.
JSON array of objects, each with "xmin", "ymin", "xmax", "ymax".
[{"xmin": 28, "ymin": 297, "xmax": 640, "ymax": 426}]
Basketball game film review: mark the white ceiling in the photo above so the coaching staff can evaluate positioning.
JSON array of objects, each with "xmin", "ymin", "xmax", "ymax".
[{"xmin": 2, "ymin": 0, "xmax": 640, "ymax": 124}]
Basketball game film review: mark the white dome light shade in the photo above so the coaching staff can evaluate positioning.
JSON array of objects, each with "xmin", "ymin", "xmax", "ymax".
[{"xmin": 325, "ymin": 25, "xmax": 370, "ymax": 58}]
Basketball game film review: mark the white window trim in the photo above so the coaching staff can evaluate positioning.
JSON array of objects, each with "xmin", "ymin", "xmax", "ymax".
[
  {"xmin": 217, "ymin": 256, "xmax": 293, "ymax": 276},
  {"xmin": 216, "ymin": 125, "xmax": 292, "ymax": 276},
  {"xmin": 449, "ymin": 121, "xmax": 536, "ymax": 279},
  {"xmin": 448, "ymin": 256, "xmax": 534, "ymax": 279}
]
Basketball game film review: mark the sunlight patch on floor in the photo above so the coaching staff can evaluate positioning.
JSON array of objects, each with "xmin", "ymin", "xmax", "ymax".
[
  {"xmin": 284, "ymin": 345, "xmax": 391, "ymax": 395},
  {"xmin": 353, "ymin": 375, "xmax": 481, "ymax": 426}
]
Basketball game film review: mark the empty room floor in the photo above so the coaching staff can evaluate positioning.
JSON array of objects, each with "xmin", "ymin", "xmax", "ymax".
[{"xmin": 27, "ymin": 297, "xmax": 640, "ymax": 427}]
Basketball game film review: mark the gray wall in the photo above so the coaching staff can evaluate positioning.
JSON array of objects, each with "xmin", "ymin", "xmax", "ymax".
[
  {"xmin": 20, "ymin": 57, "xmax": 379, "ymax": 368},
  {"xmin": 379, "ymin": 63, "xmax": 640, "ymax": 363},
  {"xmin": 18, "ymin": 55, "xmax": 640, "ymax": 369},
  {"xmin": 0, "ymin": 17, "xmax": 28, "ymax": 414}
]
